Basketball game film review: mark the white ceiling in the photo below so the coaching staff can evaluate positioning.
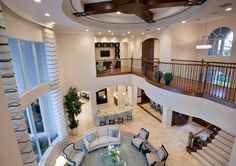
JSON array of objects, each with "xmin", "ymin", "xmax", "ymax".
[{"xmin": 2, "ymin": 0, "xmax": 236, "ymax": 37}]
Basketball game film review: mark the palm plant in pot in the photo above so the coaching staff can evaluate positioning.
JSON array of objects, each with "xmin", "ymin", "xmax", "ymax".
[
  {"xmin": 153, "ymin": 70, "xmax": 163, "ymax": 83},
  {"xmin": 64, "ymin": 87, "xmax": 83, "ymax": 136},
  {"xmin": 163, "ymin": 72, "xmax": 173, "ymax": 85}
]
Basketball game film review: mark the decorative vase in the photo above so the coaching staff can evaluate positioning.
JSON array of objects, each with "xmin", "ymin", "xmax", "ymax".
[
  {"xmin": 71, "ymin": 128, "xmax": 78, "ymax": 136},
  {"xmin": 165, "ymin": 80, "xmax": 171, "ymax": 85}
]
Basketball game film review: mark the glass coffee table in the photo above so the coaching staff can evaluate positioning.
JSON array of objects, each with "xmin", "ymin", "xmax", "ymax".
[{"xmin": 99, "ymin": 149, "xmax": 128, "ymax": 166}]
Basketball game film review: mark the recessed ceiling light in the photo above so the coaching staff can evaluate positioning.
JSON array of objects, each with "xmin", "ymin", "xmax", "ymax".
[
  {"xmin": 34, "ymin": 0, "xmax": 41, "ymax": 3},
  {"xmin": 141, "ymin": 32, "xmax": 145, "ymax": 35},
  {"xmin": 131, "ymin": 35, "xmax": 134, "ymax": 38},
  {"xmin": 122, "ymin": 33, "xmax": 125, "ymax": 36},
  {"xmin": 98, "ymin": 32, "xmax": 102, "ymax": 35},
  {"xmin": 108, "ymin": 30, "xmax": 111, "ymax": 33},
  {"xmin": 157, "ymin": 28, "xmax": 161, "ymax": 31},
  {"xmin": 117, "ymin": 11, "xmax": 121, "ymax": 14},
  {"xmin": 111, "ymin": 33, "xmax": 114, "ymax": 35},
  {"xmin": 182, "ymin": 20, "xmax": 186, "ymax": 24},
  {"xmin": 225, "ymin": 7, "xmax": 232, "ymax": 11},
  {"xmin": 85, "ymin": 29, "xmax": 89, "ymax": 32},
  {"xmin": 127, "ymin": 31, "xmax": 130, "ymax": 34},
  {"xmin": 44, "ymin": 13, "xmax": 50, "ymax": 17}
]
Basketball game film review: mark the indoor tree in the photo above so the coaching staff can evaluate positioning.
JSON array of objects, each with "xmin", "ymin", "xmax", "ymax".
[{"xmin": 64, "ymin": 87, "xmax": 83, "ymax": 135}]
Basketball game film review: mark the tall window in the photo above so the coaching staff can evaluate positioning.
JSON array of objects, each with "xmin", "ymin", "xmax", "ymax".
[
  {"xmin": 208, "ymin": 27, "xmax": 233, "ymax": 56},
  {"xmin": 8, "ymin": 37, "xmax": 57, "ymax": 164}
]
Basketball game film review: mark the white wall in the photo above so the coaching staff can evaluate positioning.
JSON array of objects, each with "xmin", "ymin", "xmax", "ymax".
[{"xmin": 2, "ymin": 3, "xmax": 43, "ymax": 42}]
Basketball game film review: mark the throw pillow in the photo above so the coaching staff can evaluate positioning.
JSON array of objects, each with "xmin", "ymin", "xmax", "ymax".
[
  {"xmin": 109, "ymin": 128, "xmax": 119, "ymax": 137},
  {"xmin": 86, "ymin": 133, "xmax": 96, "ymax": 143},
  {"xmin": 157, "ymin": 147, "xmax": 165, "ymax": 161}
]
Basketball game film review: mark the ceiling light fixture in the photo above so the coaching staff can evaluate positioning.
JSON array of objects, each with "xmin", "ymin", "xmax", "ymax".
[
  {"xmin": 196, "ymin": 19, "xmax": 212, "ymax": 50},
  {"xmin": 157, "ymin": 28, "xmax": 161, "ymax": 31},
  {"xmin": 141, "ymin": 32, "xmax": 144, "ymax": 35},
  {"xmin": 122, "ymin": 33, "xmax": 125, "ymax": 36},
  {"xmin": 111, "ymin": 33, "xmax": 114, "ymax": 35},
  {"xmin": 225, "ymin": 7, "xmax": 232, "ymax": 11},
  {"xmin": 85, "ymin": 29, "xmax": 89, "ymax": 32},
  {"xmin": 98, "ymin": 32, "xmax": 102, "ymax": 35},
  {"xmin": 108, "ymin": 30, "xmax": 111, "ymax": 33},
  {"xmin": 127, "ymin": 31, "xmax": 130, "ymax": 34},
  {"xmin": 116, "ymin": 11, "xmax": 121, "ymax": 14},
  {"xmin": 131, "ymin": 35, "xmax": 134, "ymax": 38},
  {"xmin": 44, "ymin": 13, "xmax": 50, "ymax": 17},
  {"xmin": 182, "ymin": 20, "xmax": 186, "ymax": 24},
  {"xmin": 34, "ymin": 0, "xmax": 41, "ymax": 3}
]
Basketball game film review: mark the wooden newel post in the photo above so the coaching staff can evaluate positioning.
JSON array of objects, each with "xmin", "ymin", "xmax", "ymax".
[{"xmin": 188, "ymin": 132, "xmax": 194, "ymax": 148}]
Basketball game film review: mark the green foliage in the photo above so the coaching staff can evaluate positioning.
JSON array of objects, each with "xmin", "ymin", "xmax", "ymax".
[
  {"xmin": 163, "ymin": 72, "xmax": 173, "ymax": 85},
  {"xmin": 64, "ymin": 87, "xmax": 83, "ymax": 129},
  {"xmin": 153, "ymin": 70, "xmax": 163, "ymax": 82},
  {"xmin": 193, "ymin": 136, "xmax": 202, "ymax": 146}
]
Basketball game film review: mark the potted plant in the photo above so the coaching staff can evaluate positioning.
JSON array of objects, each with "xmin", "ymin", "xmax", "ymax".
[
  {"xmin": 192, "ymin": 136, "xmax": 202, "ymax": 146},
  {"xmin": 163, "ymin": 72, "xmax": 173, "ymax": 85},
  {"xmin": 64, "ymin": 87, "xmax": 83, "ymax": 136},
  {"xmin": 153, "ymin": 70, "xmax": 163, "ymax": 83}
]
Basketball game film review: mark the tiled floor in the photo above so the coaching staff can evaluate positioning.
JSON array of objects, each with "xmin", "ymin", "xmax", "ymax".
[
  {"xmin": 139, "ymin": 102, "xmax": 162, "ymax": 122},
  {"xmin": 69, "ymin": 100, "xmax": 202, "ymax": 166}
]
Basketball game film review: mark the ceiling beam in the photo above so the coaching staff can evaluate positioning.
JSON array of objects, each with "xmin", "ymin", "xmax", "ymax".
[
  {"xmin": 134, "ymin": 9, "xmax": 155, "ymax": 23},
  {"xmin": 147, "ymin": 0, "xmax": 207, "ymax": 8},
  {"xmin": 84, "ymin": 1, "xmax": 118, "ymax": 15}
]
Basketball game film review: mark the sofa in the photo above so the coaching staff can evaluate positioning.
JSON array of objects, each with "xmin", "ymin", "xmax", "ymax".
[{"xmin": 83, "ymin": 125, "xmax": 120, "ymax": 152}]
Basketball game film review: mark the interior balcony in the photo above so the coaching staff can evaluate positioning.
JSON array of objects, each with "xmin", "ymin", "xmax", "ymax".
[{"xmin": 96, "ymin": 58, "xmax": 236, "ymax": 109}]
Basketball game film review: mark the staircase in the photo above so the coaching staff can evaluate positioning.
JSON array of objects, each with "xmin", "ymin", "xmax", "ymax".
[{"xmin": 191, "ymin": 130, "xmax": 235, "ymax": 166}]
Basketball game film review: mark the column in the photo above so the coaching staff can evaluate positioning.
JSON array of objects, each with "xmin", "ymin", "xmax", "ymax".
[
  {"xmin": 43, "ymin": 28, "xmax": 68, "ymax": 147},
  {"xmin": 0, "ymin": 4, "xmax": 37, "ymax": 165},
  {"xmin": 0, "ymin": 78, "xmax": 23, "ymax": 166},
  {"xmin": 162, "ymin": 107, "xmax": 173, "ymax": 128},
  {"xmin": 117, "ymin": 85, "xmax": 126, "ymax": 106},
  {"xmin": 90, "ymin": 90, "xmax": 98, "ymax": 125},
  {"xmin": 127, "ymin": 85, "xmax": 138, "ymax": 105}
]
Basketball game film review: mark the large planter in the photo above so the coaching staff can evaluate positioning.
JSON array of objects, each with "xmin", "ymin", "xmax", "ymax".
[
  {"xmin": 71, "ymin": 128, "xmax": 78, "ymax": 136},
  {"xmin": 165, "ymin": 80, "xmax": 171, "ymax": 85}
]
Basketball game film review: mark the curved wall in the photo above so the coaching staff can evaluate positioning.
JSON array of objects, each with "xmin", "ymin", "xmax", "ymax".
[{"xmin": 93, "ymin": 74, "xmax": 236, "ymax": 135}]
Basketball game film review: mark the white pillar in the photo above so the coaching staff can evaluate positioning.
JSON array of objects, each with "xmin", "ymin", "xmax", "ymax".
[
  {"xmin": 127, "ymin": 86, "xmax": 138, "ymax": 105},
  {"xmin": 229, "ymin": 137, "xmax": 236, "ymax": 166},
  {"xmin": 0, "ymin": 78, "xmax": 23, "ymax": 166},
  {"xmin": 117, "ymin": 86, "xmax": 126, "ymax": 106},
  {"xmin": 90, "ymin": 90, "xmax": 98, "ymax": 125},
  {"xmin": 162, "ymin": 107, "xmax": 173, "ymax": 128}
]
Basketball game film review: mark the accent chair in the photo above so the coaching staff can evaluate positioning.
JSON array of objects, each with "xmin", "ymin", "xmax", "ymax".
[
  {"xmin": 145, "ymin": 145, "xmax": 168, "ymax": 166},
  {"xmin": 131, "ymin": 128, "xmax": 150, "ymax": 150},
  {"xmin": 126, "ymin": 110, "xmax": 133, "ymax": 121},
  {"xmin": 63, "ymin": 143, "xmax": 85, "ymax": 166}
]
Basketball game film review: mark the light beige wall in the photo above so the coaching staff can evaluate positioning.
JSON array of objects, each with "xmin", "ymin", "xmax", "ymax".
[
  {"xmin": 2, "ymin": 3, "xmax": 43, "ymax": 42},
  {"xmin": 0, "ymin": 78, "xmax": 23, "ymax": 166},
  {"xmin": 171, "ymin": 22, "xmax": 200, "ymax": 60},
  {"xmin": 196, "ymin": 19, "xmax": 236, "ymax": 63}
]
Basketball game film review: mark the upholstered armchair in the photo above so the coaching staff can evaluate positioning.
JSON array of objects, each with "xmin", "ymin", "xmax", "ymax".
[
  {"xmin": 96, "ymin": 63, "xmax": 106, "ymax": 73},
  {"xmin": 146, "ymin": 145, "xmax": 168, "ymax": 166},
  {"xmin": 63, "ymin": 143, "xmax": 85, "ymax": 166},
  {"xmin": 97, "ymin": 116, "xmax": 106, "ymax": 126},
  {"xmin": 131, "ymin": 128, "xmax": 149, "ymax": 150}
]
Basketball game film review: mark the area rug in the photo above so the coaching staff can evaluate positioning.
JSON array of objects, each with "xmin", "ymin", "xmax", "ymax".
[{"xmin": 77, "ymin": 131, "xmax": 155, "ymax": 166}]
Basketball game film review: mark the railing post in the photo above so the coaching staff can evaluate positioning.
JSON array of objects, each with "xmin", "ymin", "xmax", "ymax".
[
  {"xmin": 188, "ymin": 132, "xmax": 194, "ymax": 148},
  {"xmin": 131, "ymin": 57, "xmax": 133, "ymax": 73},
  {"xmin": 202, "ymin": 62, "xmax": 209, "ymax": 94}
]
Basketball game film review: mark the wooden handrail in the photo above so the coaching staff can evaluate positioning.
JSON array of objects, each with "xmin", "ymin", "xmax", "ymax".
[
  {"xmin": 193, "ymin": 124, "xmax": 212, "ymax": 137},
  {"xmin": 96, "ymin": 58, "xmax": 236, "ymax": 109}
]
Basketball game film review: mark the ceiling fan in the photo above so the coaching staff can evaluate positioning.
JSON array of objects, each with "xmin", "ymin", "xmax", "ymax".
[{"xmin": 72, "ymin": 0, "xmax": 207, "ymax": 23}]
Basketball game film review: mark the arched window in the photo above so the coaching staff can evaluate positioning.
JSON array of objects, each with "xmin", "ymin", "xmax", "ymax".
[{"xmin": 208, "ymin": 27, "xmax": 233, "ymax": 56}]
